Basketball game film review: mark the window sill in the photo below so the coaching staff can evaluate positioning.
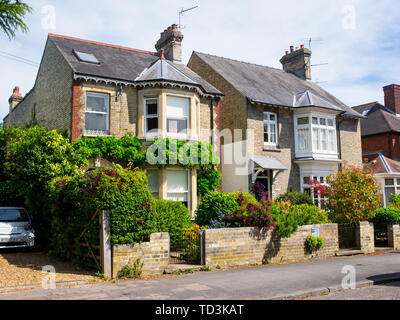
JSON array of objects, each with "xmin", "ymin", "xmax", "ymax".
[{"xmin": 263, "ymin": 145, "xmax": 282, "ymax": 152}]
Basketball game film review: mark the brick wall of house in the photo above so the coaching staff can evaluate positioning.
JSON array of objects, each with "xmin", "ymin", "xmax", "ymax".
[
  {"xmin": 339, "ymin": 118, "xmax": 363, "ymax": 167},
  {"xmin": 247, "ymin": 103, "xmax": 300, "ymax": 196},
  {"xmin": 188, "ymin": 53, "xmax": 248, "ymax": 141},
  {"xmin": 4, "ymin": 39, "xmax": 74, "ymax": 131},
  {"xmin": 361, "ymin": 133, "xmax": 400, "ymax": 160},
  {"xmin": 201, "ymin": 224, "xmax": 339, "ymax": 268}
]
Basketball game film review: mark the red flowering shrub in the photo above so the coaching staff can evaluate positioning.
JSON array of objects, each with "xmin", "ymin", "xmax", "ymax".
[{"xmin": 325, "ymin": 164, "xmax": 381, "ymax": 223}]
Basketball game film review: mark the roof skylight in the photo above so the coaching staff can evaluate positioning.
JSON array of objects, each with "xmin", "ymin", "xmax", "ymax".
[{"xmin": 73, "ymin": 50, "xmax": 100, "ymax": 64}]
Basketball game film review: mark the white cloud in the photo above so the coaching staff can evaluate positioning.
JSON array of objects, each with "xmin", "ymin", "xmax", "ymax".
[{"xmin": 0, "ymin": 0, "xmax": 399, "ymax": 120}]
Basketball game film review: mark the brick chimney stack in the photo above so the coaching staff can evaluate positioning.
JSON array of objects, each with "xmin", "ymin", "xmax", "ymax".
[
  {"xmin": 383, "ymin": 84, "xmax": 400, "ymax": 115},
  {"xmin": 155, "ymin": 24, "xmax": 184, "ymax": 63},
  {"xmin": 8, "ymin": 86, "xmax": 23, "ymax": 112},
  {"xmin": 280, "ymin": 45, "xmax": 312, "ymax": 80}
]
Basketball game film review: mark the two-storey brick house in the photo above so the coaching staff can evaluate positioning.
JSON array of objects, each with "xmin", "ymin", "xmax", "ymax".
[
  {"xmin": 3, "ymin": 25, "xmax": 223, "ymax": 215},
  {"xmin": 188, "ymin": 46, "xmax": 363, "ymax": 205}
]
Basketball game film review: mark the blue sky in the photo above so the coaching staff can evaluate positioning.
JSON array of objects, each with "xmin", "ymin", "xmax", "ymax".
[{"xmin": 1, "ymin": 0, "xmax": 399, "ymax": 121}]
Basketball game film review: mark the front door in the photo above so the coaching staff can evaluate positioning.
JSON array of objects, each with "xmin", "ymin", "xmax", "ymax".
[{"xmin": 254, "ymin": 170, "xmax": 270, "ymax": 200}]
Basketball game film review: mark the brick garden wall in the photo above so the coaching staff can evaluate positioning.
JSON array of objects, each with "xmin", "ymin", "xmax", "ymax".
[
  {"xmin": 112, "ymin": 233, "xmax": 169, "ymax": 278},
  {"xmin": 388, "ymin": 224, "xmax": 400, "ymax": 250},
  {"xmin": 201, "ymin": 224, "xmax": 339, "ymax": 268}
]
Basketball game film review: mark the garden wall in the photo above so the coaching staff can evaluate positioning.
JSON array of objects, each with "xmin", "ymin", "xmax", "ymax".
[
  {"xmin": 388, "ymin": 224, "xmax": 400, "ymax": 250},
  {"xmin": 201, "ymin": 224, "xmax": 339, "ymax": 268},
  {"xmin": 112, "ymin": 233, "xmax": 170, "ymax": 278}
]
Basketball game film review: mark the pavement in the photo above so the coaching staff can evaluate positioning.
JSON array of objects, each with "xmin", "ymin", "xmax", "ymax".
[
  {"xmin": 1, "ymin": 251, "xmax": 400, "ymax": 300},
  {"xmin": 308, "ymin": 281, "xmax": 400, "ymax": 300}
]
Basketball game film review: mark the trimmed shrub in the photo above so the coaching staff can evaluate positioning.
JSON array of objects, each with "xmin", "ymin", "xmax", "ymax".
[
  {"xmin": 276, "ymin": 191, "xmax": 313, "ymax": 205},
  {"xmin": 291, "ymin": 204, "xmax": 331, "ymax": 226},
  {"xmin": 271, "ymin": 204, "xmax": 299, "ymax": 238},
  {"xmin": 305, "ymin": 235, "xmax": 324, "ymax": 253},
  {"xmin": 371, "ymin": 207, "xmax": 400, "ymax": 237},
  {"xmin": 153, "ymin": 199, "xmax": 192, "ymax": 237},
  {"xmin": 195, "ymin": 191, "xmax": 239, "ymax": 226}
]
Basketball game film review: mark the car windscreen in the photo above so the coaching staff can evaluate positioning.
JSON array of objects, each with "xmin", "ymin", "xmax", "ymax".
[{"xmin": 0, "ymin": 209, "xmax": 30, "ymax": 222}]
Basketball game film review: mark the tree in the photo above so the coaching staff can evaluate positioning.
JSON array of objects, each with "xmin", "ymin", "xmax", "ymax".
[
  {"xmin": 325, "ymin": 164, "xmax": 382, "ymax": 223},
  {"xmin": 0, "ymin": 0, "xmax": 32, "ymax": 39}
]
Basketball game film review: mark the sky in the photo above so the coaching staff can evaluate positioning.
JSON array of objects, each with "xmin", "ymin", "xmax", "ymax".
[{"xmin": 0, "ymin": 0, "xmax": 399, "ymax": 121}]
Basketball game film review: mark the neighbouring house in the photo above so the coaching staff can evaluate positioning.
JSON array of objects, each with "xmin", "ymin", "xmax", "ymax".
[
  {"xmin": 3, "ymin": 24, "xmax": 223, "ymax": 215},
  {"xmin": 188, "ymin": 45, "xmax": 364, "ymax": 206},
  {"xmin": 352, "ymin": 84, "xmax": 400, "ymax": 207}
]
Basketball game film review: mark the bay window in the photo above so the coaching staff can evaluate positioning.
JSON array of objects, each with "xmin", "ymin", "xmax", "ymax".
[
  {"xmin": 302, "ymin": 175, "xmax": 328, "ymax": 208},
  {"xmin": 85, "ymin": 92, "xmax": 110, "ymax": 136},
  {"xmin": 295, "ymin": 113, "xmax": 337, "ymax": 156},
  {"xmin": 167, "ymin": 169, "xmax": 190, "ymax": 208},
  {"xmin": 166, "ymin": 95, "xmax": 190, "ymax": 138},
  {"xmin": 263, "ymin": 112, "xmax": 278, "ymax": 146}
]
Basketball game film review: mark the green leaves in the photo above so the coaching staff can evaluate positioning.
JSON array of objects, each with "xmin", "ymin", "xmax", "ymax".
[{"xmin": 0, "ymin": 0, "xmax": 32, "ymax": 39}]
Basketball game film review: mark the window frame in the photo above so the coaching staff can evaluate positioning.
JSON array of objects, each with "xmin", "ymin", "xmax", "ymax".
[
  {"xmin": 166, "ymin": 95, "xmax": 191, "ymax": 139},
  {"xmin": 146, "ymin": 169, "xmax": 159, "ymax": 199},
  {"xmin": 301, "ymin": 175, "xmax": 328, "ymax": 209},
  {"xmin": 294, "ymin": 112, "xmax": 337, "ymax": 156},
  {"xmin": 166, "ymin": 168, "xmax": 191, "ymax": 209},
  {"xmin": 144, "ymin": 97, "xmax": 159, "ymax": 137},
  {"xmin": 84, "ymin": 92, "xmax": 110, "ymax": 136},
  {"xmin": 383, "ymin": 178, "xmax": 400, "ymax": 207},
  {"xmin": 263, "ymin": 112, "xmax": 278, "ymax": 146}
]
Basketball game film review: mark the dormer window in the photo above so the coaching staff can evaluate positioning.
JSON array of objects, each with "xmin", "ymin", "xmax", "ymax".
[{"xmin": 73, "ymin": 50, "xmax": 100, "ymax": 64}]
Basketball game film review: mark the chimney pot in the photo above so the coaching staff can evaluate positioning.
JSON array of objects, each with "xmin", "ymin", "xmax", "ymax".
[
  {"xmin": 301, "ymin": 44, "xmax": 304, "ymax": 49},
  {"xmin": 285, "ymin": 51, "xmax": 289, "ymax": 55}
]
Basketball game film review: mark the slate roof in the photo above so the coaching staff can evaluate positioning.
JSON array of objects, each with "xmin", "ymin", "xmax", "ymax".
[
  {"xmin": 367, "ymin": 153, "xmax": 400, "ymax": 174},
  {"xmin": 191, "ymin": 52, "xmax": 363, "ymax": 118},
  {"xmin": 352, "ymin": 102, "xmax": 400, "ymax": 136},
  {"xmin": 48, "ymin": 34, "xmax": 221, "ymax": 96}
]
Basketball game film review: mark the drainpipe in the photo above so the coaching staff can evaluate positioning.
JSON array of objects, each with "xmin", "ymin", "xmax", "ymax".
[
  {"xmin": 210, "ymin": 97, "xmax": 215, "ymax": 148},
  {"xmin": 337, "ymin": 115, "xmax": 345, "ymax": 172}
]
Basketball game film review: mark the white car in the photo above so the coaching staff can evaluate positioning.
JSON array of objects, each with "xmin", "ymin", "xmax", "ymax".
[{"xmin": 0, "ymin": 207, "xmax": 35, "ymax": 249}]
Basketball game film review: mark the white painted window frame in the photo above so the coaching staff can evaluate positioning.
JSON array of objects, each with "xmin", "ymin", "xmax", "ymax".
[
  {"xmin": 144, "ymin": 97, "xmax": 159, "ymax": 138},
  {"xmin": 85, "ymin": 92, "xmax": 110, "ymax": 136},
  {"xmin": 166, "ymin": 95, "xmax": 191, "ymax": 140},
  {"xmin": 263, "ymin": 112, "xmax": 278, "ymax": 146},
  {"xmin": 301, "ymin": 174, "xmax": 328, "ymax": 208},
  {"xmin": 383, "ymin": 178, "xmax": 400, "ymax": 207},
  {"xmin": 166, "ymin": 168, "xmax": 191, "ymax": 211},
  {"xmin": 294, "ymin": 112, "xmax": 337, "ymax": 157}
]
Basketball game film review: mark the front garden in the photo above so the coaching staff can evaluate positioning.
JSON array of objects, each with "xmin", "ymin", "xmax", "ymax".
[{"xmin": 0, "ymin": 125, "xmax": 397, "ymax": 276}]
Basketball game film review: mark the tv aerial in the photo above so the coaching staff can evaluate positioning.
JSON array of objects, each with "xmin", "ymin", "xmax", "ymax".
[{"xmin": 178, "ymin": 5, "xmax": 198, "ymax": 30}]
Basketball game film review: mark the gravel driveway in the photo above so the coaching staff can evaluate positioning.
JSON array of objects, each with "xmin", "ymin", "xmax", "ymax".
[{"xmin": 0, "ymin": 249, "xmax": 98, "ymax": 290}]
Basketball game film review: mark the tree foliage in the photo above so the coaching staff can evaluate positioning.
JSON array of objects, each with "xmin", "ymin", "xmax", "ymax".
[
  {"xmin": 0, "ymin": 0, "xmax": 32, "ymax": 39},
  {"xmin": 325, "ymin": 164, "xmax": 381, "ymax": 223}
]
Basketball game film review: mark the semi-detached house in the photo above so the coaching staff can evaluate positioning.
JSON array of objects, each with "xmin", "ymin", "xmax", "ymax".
[
  {"xmin": 188, "ymin": 46, "xmax": 364, "ymax": 206},
  {"xmin": 4, "ymin": 25, "xmax": 223, "ymax": 216}
]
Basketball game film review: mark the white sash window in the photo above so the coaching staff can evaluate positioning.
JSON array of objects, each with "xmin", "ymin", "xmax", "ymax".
[
  {"xmin": 85, "ymin": 92, "xmax": 110, "ymax": 136},
  {"xmin": 166, "ymin": 96, "xmax": 190, "ymax": 138}
]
